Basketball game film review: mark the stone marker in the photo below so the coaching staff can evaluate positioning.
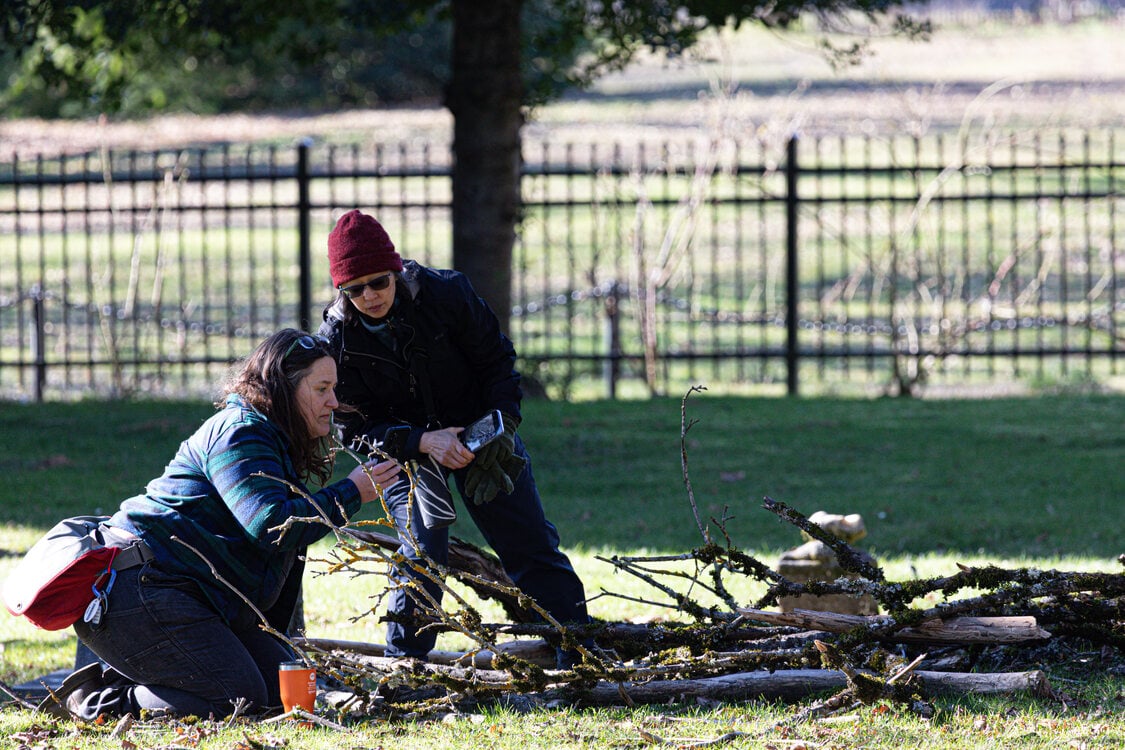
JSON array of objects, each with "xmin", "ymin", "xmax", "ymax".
[{"xmin": 777, "ymin": 511, "xmax": 879, "ymax": 615}]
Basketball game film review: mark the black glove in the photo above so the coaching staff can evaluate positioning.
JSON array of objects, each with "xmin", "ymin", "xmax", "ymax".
[
  {"xmin": 473, "ymin": 411, "xmax": 520, "ymax": 471},
  {"xmin": 498, "ymin": 452, "xmax": 526, "ymax": 483},
  {"xmin": 464, "ymin": 463, "xmax": 486, "ymax": 498},
  {"xmin": 464, "ymin": 462, "xmax": 515, "ymax": 505}
]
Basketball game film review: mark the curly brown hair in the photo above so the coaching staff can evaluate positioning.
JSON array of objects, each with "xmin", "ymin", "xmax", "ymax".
[{"xmin": 221, "ymin": 328, "xmax": 336, "ymax": 485}]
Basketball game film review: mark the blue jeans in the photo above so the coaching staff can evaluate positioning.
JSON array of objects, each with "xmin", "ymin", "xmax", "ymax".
[
  {"xmin": 72, "ymin": 564, "xmax": 292, "ymax": 719},
  {"xmin": 383, "ymin": 436, "xmax": 589, "ymax": 657}
]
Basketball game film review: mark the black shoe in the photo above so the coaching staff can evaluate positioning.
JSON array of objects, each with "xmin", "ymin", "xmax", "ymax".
[
  {"xmin": 556, "ymin": 648, "xmax": 582, "ymax": 670},
  {"xmin": 36, "ymin": 662, "xmax": 103, "ymax": 720},
  {"xmin": 556, "ymin": 637, "xmax": 598, "ymax": 670}
]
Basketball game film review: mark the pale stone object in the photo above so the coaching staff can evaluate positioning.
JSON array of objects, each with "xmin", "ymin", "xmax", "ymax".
[{"xmin": 777, "ymin": 511, "xmax": 878, "ymax": 615}]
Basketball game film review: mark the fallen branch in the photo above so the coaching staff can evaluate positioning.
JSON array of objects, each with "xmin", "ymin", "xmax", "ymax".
[
  {"xmin": 487, "ymin": 620, "xmax": 809, "ymax": 656},
  {"xmin": 550, "ymin": 668, "xmax": 1051, "ymax": 706},
  {"xmin": 762, "ymin": 497, "xmax": 884, "ymax": 582},
  {"xmin": 296, "ymin": 636, "xmax": 557, "ymax": 668},
  {"xmin": 345, "ymin": 528, "xmax": 537, "ymax": 623},
  {"xmin": 0, "ymin": 677, "xmax": 38, "ymax": 711},
  {"xmin": 231, "ymin": 394, "xmax": 1123, "ymax": 720},
  {"xmin": 738, "ymin": 608, "xmax": 1052, "ymax": 644},
  {"xmin": 917, "ymin": 669, "xmax": 1053, "ymax": 697}
]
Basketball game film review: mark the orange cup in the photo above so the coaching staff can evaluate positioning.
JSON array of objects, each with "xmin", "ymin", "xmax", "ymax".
[{"xmin": 278, "ymin": 661, "xmax": 317, "ymax": 714}]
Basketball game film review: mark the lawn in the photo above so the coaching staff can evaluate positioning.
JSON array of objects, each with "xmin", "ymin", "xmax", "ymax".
[
  {"xmin": 2, "ymin": 12, "xmax": 1124, "ymax": 749},
  {"xmin": 1, "ymin": 393, "xmax": 1123, "ymax": 747}
]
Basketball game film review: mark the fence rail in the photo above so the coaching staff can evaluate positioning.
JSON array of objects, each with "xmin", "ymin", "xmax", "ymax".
[{"xmin": 1, "ymin": 129, "xmax": 1122, "ymax": 401}]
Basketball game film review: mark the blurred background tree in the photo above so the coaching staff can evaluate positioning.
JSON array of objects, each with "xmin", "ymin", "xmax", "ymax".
[
  {"xmin": 0, "ymin": 1, "xmax": 615, "ymax": 118},
  {"xmin": 1, "ymin": 0, "xmax": 922, "ymax": 332}
]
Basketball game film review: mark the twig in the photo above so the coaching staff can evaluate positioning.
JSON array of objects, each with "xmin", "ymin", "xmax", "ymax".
[
  {"xmin": 887, "ymin": 653, "xmax": 927, "ymax": 684},
  {"xmin": 678, "ymin": 731, "xmax": 757, "ymax": 748},
  {"xmin": 680, "ymin": 385, "xmax": 710, "ymax": 544},
  {"xmin": 223, "ymin": 696, "xmax": 252, "ymax": 728},
  {"xmin": 170, "ymin": 535, "xmax": 304, "ymax": 660},
  {"xmin": 595, "ymin": 553, "xmax": 736, "ymax": 622},
  {"xmin": 0, "ymin": 678, "xmax": 38, "ymax": 710},
  {"xmin": 260, "ymin": 707, "xmax": 349, "ymax": 731}
]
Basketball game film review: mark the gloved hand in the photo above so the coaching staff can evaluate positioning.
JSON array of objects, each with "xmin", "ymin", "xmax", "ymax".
[
  {"xmin": 472, "ymin": 411, "xmax": 520, "ymax": 471},
  {"xmin": 498, "ymin": 452, "xmax": 526, "ymax": 483},
  {"xmin": 464, "ymin": 463, "xmax": 487, "ymax": 499},
  {"xmin": 464, "ymin": 462, "xmax": 515, "ymax": 505}
]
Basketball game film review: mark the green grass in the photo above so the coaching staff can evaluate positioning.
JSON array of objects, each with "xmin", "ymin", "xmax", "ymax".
[
  {"xmin": 2, "ymin": 17, "xmax": 1124, "ymax": 745},
  {"xmin": 1, "ymin": 394, "xmax": 1123, "ymax": 747}
]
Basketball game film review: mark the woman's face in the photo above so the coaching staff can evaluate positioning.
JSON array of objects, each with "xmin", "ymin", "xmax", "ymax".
[
  {"xmin": 296, "ymin": 356, "xmax": 340, "ymax": 439},
  {"xmin": 340, "ymin": 271, "xmax": 396, "ymax": 320}
]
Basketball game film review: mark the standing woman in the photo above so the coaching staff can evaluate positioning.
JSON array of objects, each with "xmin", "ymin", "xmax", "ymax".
[
  {"xmin": 43, "ymin": 329, "xmax": 399, "ymax": 720},
  {"xmin": 317, "ymin": 210, "xmax": 590, "ymax": 668}
]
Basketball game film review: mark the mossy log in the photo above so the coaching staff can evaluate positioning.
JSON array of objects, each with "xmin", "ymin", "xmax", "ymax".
[
  {"xmin": 559, "ymin": 668, "xmax": 1051, "ymax": 706},
  {"xmin": 739, "ymin": 607, "xmax": 1051, "ymax": 644}
]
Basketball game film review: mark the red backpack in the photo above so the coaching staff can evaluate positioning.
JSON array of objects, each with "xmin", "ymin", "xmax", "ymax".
[{"xmin": 3, "ymin": 516, "xmax": 119, "ymax": 631}]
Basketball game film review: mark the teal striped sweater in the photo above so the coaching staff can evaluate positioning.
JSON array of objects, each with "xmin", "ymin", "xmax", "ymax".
[{"xmin": 107, "ymin": 394, "xmax": 362, "ymax": 624}]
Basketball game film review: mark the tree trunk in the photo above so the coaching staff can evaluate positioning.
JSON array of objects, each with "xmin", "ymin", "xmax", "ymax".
[{"xmin": 447, "ymin": 0, "xmax": 524, "ymax": 335}]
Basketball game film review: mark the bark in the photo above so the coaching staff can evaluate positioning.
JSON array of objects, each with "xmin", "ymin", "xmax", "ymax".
[
  {"xmin": 917, "ymin": 669, "xmax": 1053, "ymax": 697},
  {"xmin": 556, "ymin": 669, "xmax": 1051, "ymax": 706},
  {"xmin": 347, "ymin": 654, "xmax": 517, "ymax": 688},
  {"xmin": 490, "ymin": 621, "xmax": 820, "ymax": 658},
  {"xmin": 447, "ymin": 0, "xmax": 524, "ymax": 335},
  {"xmin": 738, "ymin": 607, "xmax": 1052, "ymax": 644}
]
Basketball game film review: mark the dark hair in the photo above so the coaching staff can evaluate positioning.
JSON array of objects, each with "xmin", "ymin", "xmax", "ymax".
[{"xmin": 221, "ymin": 328, "xmax": 335, "ymax": 484}]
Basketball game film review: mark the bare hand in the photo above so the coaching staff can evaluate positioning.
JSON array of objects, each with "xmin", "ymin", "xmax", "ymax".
[
  {"xmin": 419, "ymin": 426, "xmax": 473, "ymax": 470},
  {"xmin": 348, "ymin": 459, "xmax": 401, "ymax": 504}
]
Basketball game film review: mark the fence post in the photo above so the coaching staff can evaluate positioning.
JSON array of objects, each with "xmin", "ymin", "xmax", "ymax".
[
  {"xmin": 785, "ymin": 134, "xmax": 800, "ymax": 396},
  {"xmin": 30, "ymin": 285, "xmax": 45, "ymax": 403},
  {"xmin": 297, "ymin": 139, "xmax": 312, "ymax": 332},
  {"xmin": 603, "ymin": 281, "xmax": 621, "ymax": 399}
]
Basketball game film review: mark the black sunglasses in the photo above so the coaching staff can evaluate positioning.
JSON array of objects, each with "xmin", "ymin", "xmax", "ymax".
[
  {"xmin": 339, "ymin": 274, "xmax": 394, "ymax": 299},
  {"xmin": 283, "ymin": 334, "xmax": 323, "ymax": 360}
]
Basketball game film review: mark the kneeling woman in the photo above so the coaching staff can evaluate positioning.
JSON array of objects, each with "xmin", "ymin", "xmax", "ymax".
[{"xmin": 47, "ymin": 329, "xmax": 398, "ymax": 720}]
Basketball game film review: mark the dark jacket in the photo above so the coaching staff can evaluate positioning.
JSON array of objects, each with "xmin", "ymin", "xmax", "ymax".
[{"xmin": 318, "ymin": 260, "xmax": 522, "ymax": 460}]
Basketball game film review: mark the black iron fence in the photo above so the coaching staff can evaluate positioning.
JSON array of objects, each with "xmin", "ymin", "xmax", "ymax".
[{"xmin": 1, "ymin": 129, "xmax": 1122, "ymax": 401}]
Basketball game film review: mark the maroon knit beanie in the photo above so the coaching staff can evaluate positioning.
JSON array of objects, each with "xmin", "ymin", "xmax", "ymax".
[{"xmin": 327, "ymin": 209, "xmax": 404, "ymax": 287}]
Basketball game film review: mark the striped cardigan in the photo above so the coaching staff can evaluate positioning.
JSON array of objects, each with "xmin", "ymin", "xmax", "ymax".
[{"xmin": 107, "ymin": 394, "xmax": 362, "ymax": 624}]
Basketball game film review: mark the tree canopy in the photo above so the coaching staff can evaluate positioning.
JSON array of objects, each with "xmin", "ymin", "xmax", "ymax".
[{"xmin": 2, "ymin": 0, "xmax": 925, "ymax": 331}]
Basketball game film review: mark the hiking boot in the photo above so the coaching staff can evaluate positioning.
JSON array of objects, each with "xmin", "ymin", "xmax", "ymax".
[
  {"xmin": 36, "ymin": 662, "xmax": 103, "ymax": 720},
  {"xmin": 556, "ymin": 647, "xmax": 582, "ymax": 670}
]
